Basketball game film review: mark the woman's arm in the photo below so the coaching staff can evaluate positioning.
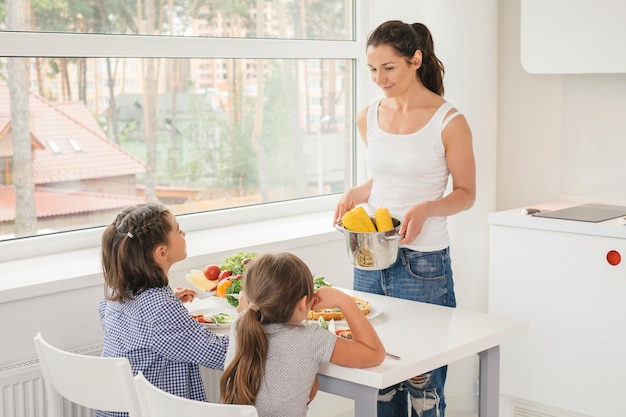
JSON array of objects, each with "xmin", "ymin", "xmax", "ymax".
[{"xmin": 333, "ymin": 178, "xmax": 374, "ymax": 225}]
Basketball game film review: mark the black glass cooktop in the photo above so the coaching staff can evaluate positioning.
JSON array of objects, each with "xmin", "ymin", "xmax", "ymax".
[{"xmin": 532, "ymin": 203, "xmax": 626, "ymax": 223}]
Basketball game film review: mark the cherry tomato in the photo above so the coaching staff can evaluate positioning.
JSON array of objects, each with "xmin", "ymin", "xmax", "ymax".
[{"xmin": 203, "ymin": 264, "xmax": 221, "ymax": 281}]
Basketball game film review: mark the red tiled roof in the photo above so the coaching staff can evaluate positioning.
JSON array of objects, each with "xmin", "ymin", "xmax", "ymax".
[
  {"xmin": 0, "ymin": 186, "xmax": 144, "ymax": 222},
  {"xmin": 0, "ymin": 82, "xmax": 145, "ymax": 184}
]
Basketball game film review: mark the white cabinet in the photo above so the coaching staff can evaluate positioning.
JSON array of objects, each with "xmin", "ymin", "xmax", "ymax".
[{"xmin": 488, "ymin": 213, "xmax": 626, "ymax": 417}]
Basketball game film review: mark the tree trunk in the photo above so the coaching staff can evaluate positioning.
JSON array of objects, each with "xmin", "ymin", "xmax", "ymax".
[
  {"xmin": 141, "ymin": 0, "xmax": 159, "ymax": 202},
  {"xmin": 252, "ymin": 0, "xmax": 269, "ymax": 201},
  {"xmin": 167, "ymin": 0, "xmax": 178, "ymax": 174},
  {"xmin": 7, "ymin": 0, "xmax": 37, "ymax": 236}
]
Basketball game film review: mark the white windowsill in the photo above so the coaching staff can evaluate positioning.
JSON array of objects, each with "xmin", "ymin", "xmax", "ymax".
[{"xmin": 0, "ymin": 197, "xmax": 342, "ymax": 304}]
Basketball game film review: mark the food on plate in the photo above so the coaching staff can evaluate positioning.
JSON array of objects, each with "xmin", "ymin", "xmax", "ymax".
[
  {"xmin": 220, "ymin": 252, "xmax": 258, "ymax": 275},
  {"xmin": 220, "ymin": 252, "xmax": 258, "ymax": 307},
  {"xmin": 225, "ymin": 278, "xmax": 242, "ymax": 307},
  {"xmin": 307, "ymin": 296, "xmax": 371, "ymax": 321},
  {"xmin": 191, "ymin": 312, "xmax": 235, "ymax": 326},
  {"xmin": 203, "ymin": 264, "xmax": 221, "ymax": 281},
  {"xmin": 218, "ymin": 269, "xmax": 233, "ymax": 281},
  {"xmin": 313, "ymin": 276, "xmax": 332, "ymax": 290},
  {"xmin": 335, "ymin": 328, "xmax": 352, "ymax": 340},
  {"xmin": 216, "ymin": 279, "xmax": 233, "ymax": 298},
  {"xmin": 185, "ymin": 269, "xmax": 218, "ymax": 292},
  {"xmin": 374, "ymin": 207, "xmax": 394, "ymax": 232},
  {"xmin": 341, "ymin": 206, "xmax": 376, "ymax": 232}
]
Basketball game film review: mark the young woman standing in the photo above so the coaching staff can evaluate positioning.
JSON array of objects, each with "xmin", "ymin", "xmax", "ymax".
[{"xmin": 334, "ymin": 20, "xmax": 476, "ymax": 417}]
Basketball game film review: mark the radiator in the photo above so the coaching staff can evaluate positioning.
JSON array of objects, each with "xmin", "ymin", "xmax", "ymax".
[
  {"xmin": 0, "ymin": 344, "xmax": 103, "ymax": 417},
  {"xmin": 512, "ymin": 399, "xmax": 593, "ymax": 417}
]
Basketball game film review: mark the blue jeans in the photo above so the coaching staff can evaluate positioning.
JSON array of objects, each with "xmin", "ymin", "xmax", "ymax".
[{"xmin": 354, "ymin": 247, "xmax": 456, "ymax": 417}]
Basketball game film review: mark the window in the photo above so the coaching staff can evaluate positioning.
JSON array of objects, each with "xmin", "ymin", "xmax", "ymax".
[
  {"xmin": 0, "ymin": 1, "xmax": 362, "ymax": 251},
  {"xmin": 1, "ymin": 1, "xmax": 355, "ymax": 41}
]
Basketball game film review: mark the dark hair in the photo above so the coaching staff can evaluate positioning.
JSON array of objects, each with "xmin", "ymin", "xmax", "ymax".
[
  {"xmin": 220, "ymin": 252, "xmax": 315, "ymax": 405},
  {"xmin": 367, "ymin": 20, "xmax": 445, "ymax": 96},
  {"xmin": 101, "ymin": 203, "xmax": 172, "ymax": 303}
]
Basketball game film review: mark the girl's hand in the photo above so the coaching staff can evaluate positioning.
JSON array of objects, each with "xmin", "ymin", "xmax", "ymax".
[
  {"xmin": 311, "ymin": 286, "xmax": 349, "ymax": 311},
  {"xmin": 173, "ymin": 286, "xmax": 197, "ymax": 303},
  {"xmin": 236, "ymin": 291, "xmax": 248, "ymax": 314}
]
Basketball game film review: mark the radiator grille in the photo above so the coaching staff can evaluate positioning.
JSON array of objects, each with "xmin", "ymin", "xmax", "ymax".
[
  {"xmin": 512, "ymin": 400, "xmax": 592, "ymax": 417},
  {"xmin": 0, "ymin": 344, "xmax": 103, "ymax": 417}
]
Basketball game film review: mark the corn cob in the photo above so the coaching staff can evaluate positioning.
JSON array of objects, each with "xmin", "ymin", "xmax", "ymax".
[
  {"xmin": 375, "ymin": 207, "xmax": 394, "ymax": 232},
  {"xmin": 342, "ymin": 206, "xmax": 376, "ymax": 232}
]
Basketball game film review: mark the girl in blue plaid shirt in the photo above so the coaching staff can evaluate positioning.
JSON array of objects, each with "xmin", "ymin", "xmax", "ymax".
[{"xmin": 97, "ymin": 203, "xmax": 229, "ymax": 417}]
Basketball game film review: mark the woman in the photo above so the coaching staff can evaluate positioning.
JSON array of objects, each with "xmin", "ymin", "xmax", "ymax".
[{"xmin": 333, "ymin": 20, "xmax": 476, "ymax": 417}]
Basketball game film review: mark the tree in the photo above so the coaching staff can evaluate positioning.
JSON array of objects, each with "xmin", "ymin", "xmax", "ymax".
[
  {"xmin": 6, "ymin": 0, "xmax": 37, "ymax": 236},
  {"xmin": 251, "ymin": 0, "xmax": 269, "ymax": 201}
]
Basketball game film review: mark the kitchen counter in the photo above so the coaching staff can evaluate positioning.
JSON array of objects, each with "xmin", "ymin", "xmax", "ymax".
[
  {"xmin": 488, "ymin": 200, "xmax": 626, "ymax": 239},
  {"xmin": 488, "ymin": 202, "xmax": 626, "ymax": 417}
]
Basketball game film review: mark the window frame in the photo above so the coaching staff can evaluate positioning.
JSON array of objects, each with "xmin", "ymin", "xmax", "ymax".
[{"xmin": 0, "ymin": 3, "xmax": 369, "ymax": 263}]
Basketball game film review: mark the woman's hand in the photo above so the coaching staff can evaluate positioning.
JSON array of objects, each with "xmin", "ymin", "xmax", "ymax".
[
  {"xmin": 333, "ymin": 179, "xmax": 374, "ymax": 225},
  {"xmin": 399, "ymin": 201, "xmax": 432, "ymax": 244},
  {"xmin": 173, "ymin": 286, "xmax": 197, "ymax": 303}
]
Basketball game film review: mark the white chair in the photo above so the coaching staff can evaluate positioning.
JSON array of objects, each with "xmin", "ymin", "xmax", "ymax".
[
  {"xmin": 133, "ymin": 371, "xmax": 258, "ymax": 417},
  {"xmin": 33, "ymin": 332, "xmax": 143, "ymax": 417}
]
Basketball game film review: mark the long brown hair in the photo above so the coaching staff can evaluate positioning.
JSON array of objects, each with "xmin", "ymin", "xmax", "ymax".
[
  {"xmin": 101, "ymin": 203, "xmax": 172, "ymax": 303},
  {"xmin": 367, "ymin": 20, "xmax": 445, "ymax": 96},
  {"xmin": 220, "ymin": 252, "xmax": 315, "ymax": 405}
]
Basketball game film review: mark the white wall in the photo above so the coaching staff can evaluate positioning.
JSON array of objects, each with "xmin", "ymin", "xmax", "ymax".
[{"xmin": 498, "ymin": 0, "xmax": 626, "ymax": 209}]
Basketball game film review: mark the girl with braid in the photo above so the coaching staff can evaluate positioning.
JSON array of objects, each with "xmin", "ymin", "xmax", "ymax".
[
  {"xmin": 98, "ymin": 203, "xmax": 228, "ymax": 417},
  {"xmin": 220, "ymin": 252, "xmax": 385, "ymax": 417}
]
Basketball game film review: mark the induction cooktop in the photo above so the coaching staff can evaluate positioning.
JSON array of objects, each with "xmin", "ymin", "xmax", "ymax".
[{"xmin": 532, "ymin": 203, "xmax": 626, "ymax": 223}]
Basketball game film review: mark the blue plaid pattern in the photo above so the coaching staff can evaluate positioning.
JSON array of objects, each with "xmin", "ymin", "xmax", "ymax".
[{"xmin": 96, "ymin": 286, "xmax": 228, "ymax": 417}]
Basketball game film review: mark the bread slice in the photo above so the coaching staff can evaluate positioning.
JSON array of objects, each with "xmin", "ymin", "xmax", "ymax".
[{"xmin": 307, "ymin": 296, "xmax": 371, "ymax": 321}]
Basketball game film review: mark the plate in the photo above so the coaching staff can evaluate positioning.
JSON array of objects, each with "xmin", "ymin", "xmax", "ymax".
[
  {"xmin": 190, "ymin": 308, "xmax": 237, "ymax": 329},
  {"xmin": 335, "ymin": 304, "xmax": 381, "ymax": 324}
]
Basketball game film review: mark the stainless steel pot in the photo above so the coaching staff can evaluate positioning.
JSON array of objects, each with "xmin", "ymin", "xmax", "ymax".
[{"xmin": 335, "ymin": 217, "xmax": 403, "ymax": 270}]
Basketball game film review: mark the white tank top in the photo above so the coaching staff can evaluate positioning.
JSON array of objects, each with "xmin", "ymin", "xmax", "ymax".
[{"xmin": 365, "ymin": 98, "xmax": 461, "ymax": 251}]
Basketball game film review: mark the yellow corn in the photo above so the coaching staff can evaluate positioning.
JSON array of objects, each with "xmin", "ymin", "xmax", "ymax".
[
  {"xmin": 375, "ymin": 207, "xmax": 394, "ymax": 232},
  {"xmin": 342, "ymin": 206, "xmax": 376, "ymax": 232}
]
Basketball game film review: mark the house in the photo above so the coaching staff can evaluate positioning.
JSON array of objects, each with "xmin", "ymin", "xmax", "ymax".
[{"xmin": 0, "ymin": 81, "xmax": 145, "ymax": 234}]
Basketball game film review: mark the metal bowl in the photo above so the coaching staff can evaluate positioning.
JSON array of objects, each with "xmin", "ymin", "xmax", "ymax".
[{"xmin": 335, "ymin": 217, "xmax": 403, "ymax": 270}]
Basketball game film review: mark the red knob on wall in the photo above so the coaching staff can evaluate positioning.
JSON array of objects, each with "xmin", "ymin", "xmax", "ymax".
[{"xmin": 606, "ymin": 250, "xmax": 621, "ymax": 266}]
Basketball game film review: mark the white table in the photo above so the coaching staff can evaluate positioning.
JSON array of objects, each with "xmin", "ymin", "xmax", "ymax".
[
  {"xmin": 315, "ymin": 289, "xmax": 529, "ymax": 417},
  {"xmin": 186, "ymin": 289, "xmax": 528, "ymax": 417}
]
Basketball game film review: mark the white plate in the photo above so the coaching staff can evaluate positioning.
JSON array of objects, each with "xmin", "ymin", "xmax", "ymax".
[
  {"xmin": 190, "ymin": 308, "xmax": 237, "ymax": 329},
  {"xmin": 335, "ymin": 304, "xmax": 381, "ymax": 324}
]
